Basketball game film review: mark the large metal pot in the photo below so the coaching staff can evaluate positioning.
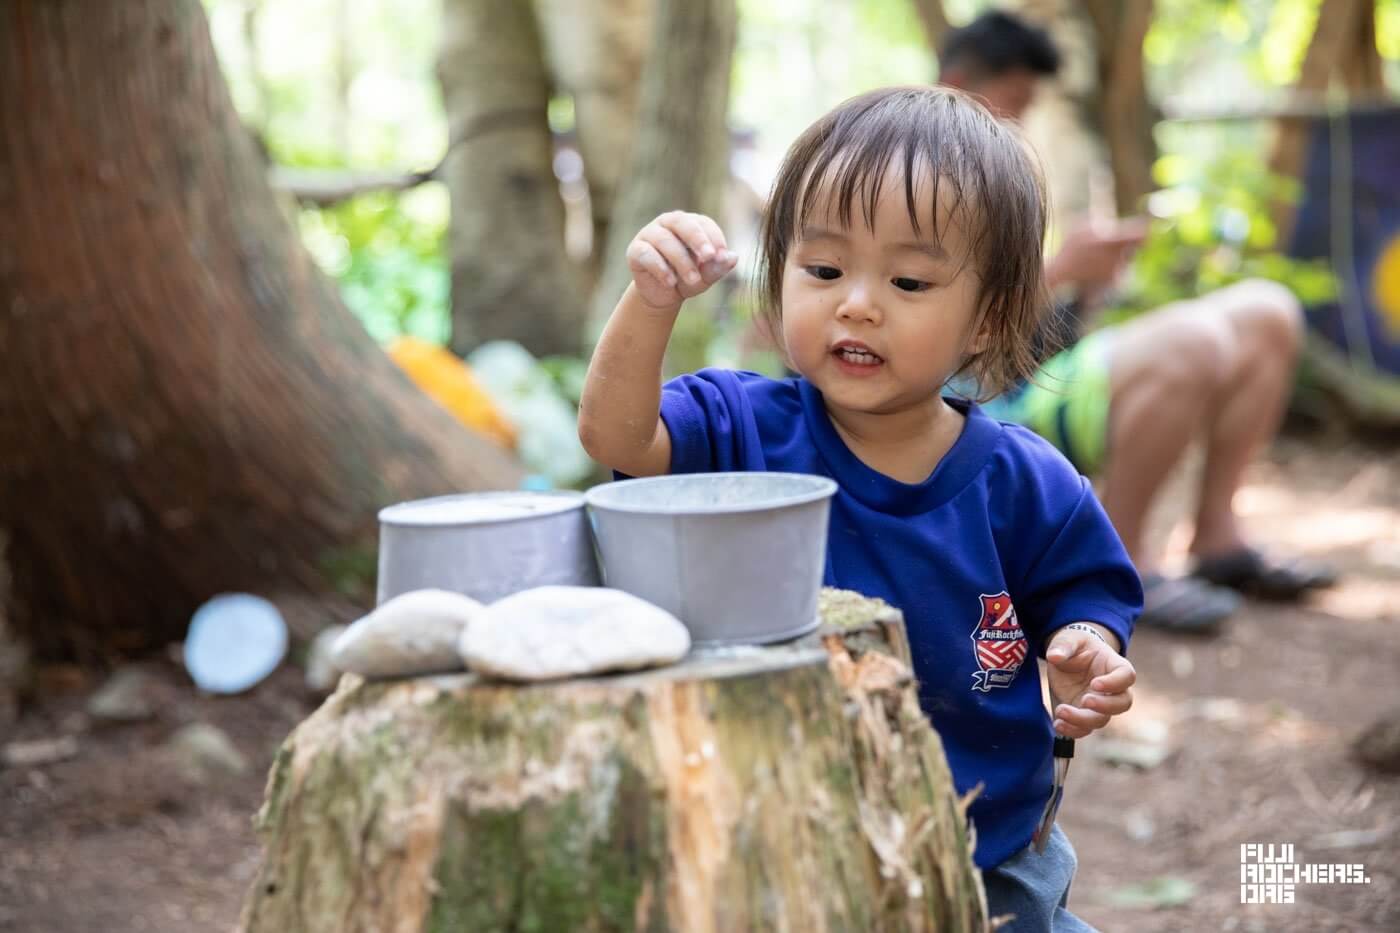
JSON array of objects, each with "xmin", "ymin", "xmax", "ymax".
[
  {"xmin": 376, "ymin": 491, "xmax": 600, "ymax": 605},
  {"xmin": 585, "ymin": 472, "xmax": 837, "ymax": 646}
]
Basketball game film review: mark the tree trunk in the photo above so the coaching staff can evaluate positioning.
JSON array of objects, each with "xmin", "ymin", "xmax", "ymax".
[
  {"xmin": 912, "ymin": 0, "xmax": 952, "ymax": 56},
  {"xmin": 239, "ymin": 590, "xmax": 988, "ymax": 932},
  {"xmin": 1268, "ymin": 0, "xmax": 1386, "ymax": 241},
  {"xmin": 535, "ymin": 0, "xmax": 654, "ymax": 281},
  {"xmin": 1077, "ymin": 0, "xmax": 1156, "ymax": 216},
  {"xmin": 438, "ymin": 0, "xmax": 586, "ymax": 358},
  {"xmin": 589, "ymin": 0, "xmax": 738, "ymax": 329},
  {"xmin": 0, "ymin": 0, "xmax": 522, "ymax": 662},
  {"xmin": 1340, "ymin": 3, "xmax": 1385, "ymax": 93},
  {"xmin": 988, "ymin": 0, "xmax": 1106, "ymax": 231},
  {"xmin": 0, "ymin": 532, "xmax": 24, "ymax": 728}
]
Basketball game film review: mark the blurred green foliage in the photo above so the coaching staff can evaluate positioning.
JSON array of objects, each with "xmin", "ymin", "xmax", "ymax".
[
  {"xmin": 536, "ymin": 355, "xmax": 589, "ymax": 407},
  {"xmin": 207, "ymin": 0, "xmax": 450, "ymax": 344},
  {"xmin": 1103, "ymin": 146, "xmax": 1336, "ymax": 326},
  {"xmin": 299, "ymin": 187, "xmax": 452, "ymax": 345},
  {"xmin": 207, "ymin": 0, "xmax": 1393, "ymax": 361},
  {"xmin": 1145, "ymin": 0, "xmax": 1400, "ymax": 93}
]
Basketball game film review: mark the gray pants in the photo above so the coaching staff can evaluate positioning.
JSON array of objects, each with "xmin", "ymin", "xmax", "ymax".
[{"xmin": 981, "ymin": 825, "xmax": 1097, "ymax": 933}]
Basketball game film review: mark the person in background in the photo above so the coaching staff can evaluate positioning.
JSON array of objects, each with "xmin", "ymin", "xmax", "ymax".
[{"xmin": 939, "ymin": 11, "xmax": 1335, "ymax": 634}]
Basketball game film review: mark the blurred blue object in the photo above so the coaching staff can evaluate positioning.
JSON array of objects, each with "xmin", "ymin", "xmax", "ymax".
[
  {"xmin": 1289, "ymin": 105, "xmax": 1400, "ymax": 376},
  {"xmin": 521, "ymin": 474, "xmax": 554, "ymax": 491},
  {"xmin": 184, "ymin": 594, "xmax": 288, "ymax": 694}
]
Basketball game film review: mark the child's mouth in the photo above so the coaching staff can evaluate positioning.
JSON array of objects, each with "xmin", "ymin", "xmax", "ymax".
[{"xmin": 833, "ymin": 345, "xmax": 884, "ymax": 373}]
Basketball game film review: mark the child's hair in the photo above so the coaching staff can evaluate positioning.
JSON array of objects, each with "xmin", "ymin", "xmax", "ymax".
[{"xmin": 756, "ymin": 85, "xmax": 1051, "ymax": 398}]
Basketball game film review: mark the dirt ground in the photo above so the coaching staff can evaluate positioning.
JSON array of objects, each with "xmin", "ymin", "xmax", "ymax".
[
  {"xmin": 1060, "ymin": 437, "xmax": 1400, "ymax": 932},
  {"xmin": 2, "ymin": 437, "xmax": 1398, "ymax": 932}
]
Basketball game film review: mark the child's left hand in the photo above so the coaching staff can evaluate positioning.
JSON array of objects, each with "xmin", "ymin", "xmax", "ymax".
[{"xmin": 1045, "ymin": 625, "xmax": 1136, "ymax": 739}]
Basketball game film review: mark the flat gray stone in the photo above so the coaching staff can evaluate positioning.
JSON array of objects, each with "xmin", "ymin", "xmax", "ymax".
[
  {"xmin": 459, "ymin": 586, "xmax": 690, "ymax": 681},
  {"xmin": 332, "ymin": 590, "xmax": 482, "ymax": 679}
]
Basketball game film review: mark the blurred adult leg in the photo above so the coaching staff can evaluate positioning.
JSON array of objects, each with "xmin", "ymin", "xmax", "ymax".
[
  {"xmin": 1099, "ymin": 279, "xmax": 1303, "ymax": 569},
  {"xmin": 1186, "ymin": 280, "xmax": 1304, "ymax": 558}
]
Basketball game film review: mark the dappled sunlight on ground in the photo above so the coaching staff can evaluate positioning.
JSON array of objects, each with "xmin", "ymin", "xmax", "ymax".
[{"xmin": 1064, "ymin": 439, "xmax": 1400, "ymax": 932}]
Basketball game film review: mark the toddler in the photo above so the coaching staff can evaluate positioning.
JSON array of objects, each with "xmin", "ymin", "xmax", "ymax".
[{"xmin": 578, "ymin": 86, "xmax": 1142, "ymax": 931}]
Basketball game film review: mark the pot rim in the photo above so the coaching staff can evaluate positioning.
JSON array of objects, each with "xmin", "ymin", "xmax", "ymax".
[
  {"xmin": 585, "ymin": 471, "xmax": 837, "ymax": 516},
  {"xmin": 378, "ymin": 490, "xmax": 586, "ymax": 527}
]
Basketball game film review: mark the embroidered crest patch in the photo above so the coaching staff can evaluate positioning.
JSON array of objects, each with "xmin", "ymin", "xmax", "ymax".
[{"xmin": 970, "ymin": 592, "xmax": 1027, "ymax": 692}]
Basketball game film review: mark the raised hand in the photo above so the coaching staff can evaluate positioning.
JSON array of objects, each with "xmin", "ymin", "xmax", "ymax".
[
  {"xmin": 626, "ymin": 211, "xmax": 739, "ymax": 310},
  {"xmin": 1046, "ymin": 217, "xmax": 1148, "ymax": 293}
]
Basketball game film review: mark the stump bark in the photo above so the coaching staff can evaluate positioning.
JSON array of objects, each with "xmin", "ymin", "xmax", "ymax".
[{"xmin": 239, "ymin": 590, "xmax": 988, "ymax": 932}]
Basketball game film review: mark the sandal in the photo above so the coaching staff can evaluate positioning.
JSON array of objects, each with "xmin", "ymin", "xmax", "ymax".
[
  {"xmin": 1137, "ymin": 573, "xmax": 1240, "ymax": 635},
  {"xmin": 1191, "ymin": 547, "xmax": 1337, "ymax": 601}
]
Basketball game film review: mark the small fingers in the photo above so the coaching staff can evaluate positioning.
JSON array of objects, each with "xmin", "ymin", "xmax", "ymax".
[
  {"xmin": 1053, "ymin": 703, "xmax": 1110, "ymax": 738},
  {"xmin": 696, "ymin": 216, "xmax": 739, "ymax": 283},
  {"xmin": 645, "ymin": 224, "xmax": 702, "ymax": 287},
  {"xmin": 1080, "ymin": 690, "xmax": 1133, "ymax": 717},
  {"xmin": 1053, "ymin": 719, "xmax": 1093, "ymax": 740},
  {"xmin": 657, "ymin": 212, "xmax": 717, "ymax": 266},
  {"xmin": 699, "ymin": 251, "xmax": 739, "ymax": 285},
  {"xmin": 694, "ymin": 213, "xmax": 730, "ymax": 255},
  {"xmin": 660, "ymin": 211, "xmax": 738, "ymax": 285},
  {"xmin": 1089, "ymin": 661, "xmax": 1136, "ymax": 695},
  {"xmin": 627, "ymin": 240, "xmax": 677, "ymax": 289}
]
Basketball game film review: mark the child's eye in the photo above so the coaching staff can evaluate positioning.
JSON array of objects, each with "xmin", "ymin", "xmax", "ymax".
[
  {"xmin": 805, "ymin": 265, "xmax": 841, "ymax": 281},
  {"xmin": 892, "ymin": 277, "xmax": 931, "ymax": 293}
]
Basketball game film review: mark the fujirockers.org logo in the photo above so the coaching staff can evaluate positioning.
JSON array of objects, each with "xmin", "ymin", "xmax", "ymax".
[{"xmin": 1240, "ymin": 843, "xmax": 1371, "ymax": 904}]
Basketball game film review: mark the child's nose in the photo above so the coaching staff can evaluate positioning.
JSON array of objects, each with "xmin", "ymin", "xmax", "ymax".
[{"xmin": 835, "ymin": 282, "xmax": 881, "ymax": 325}]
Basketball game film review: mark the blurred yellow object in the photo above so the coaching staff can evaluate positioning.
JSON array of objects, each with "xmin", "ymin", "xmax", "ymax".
[
  {"xmin": 387, "ymin": 337, "xmax": 518, "ymax": 449},
  {"xmin": 1374, "ymin": 234, "xmax": 1400, "ymax": 337}
]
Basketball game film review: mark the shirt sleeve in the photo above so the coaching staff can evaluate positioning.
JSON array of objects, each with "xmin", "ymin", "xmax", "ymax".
[
  {"xmin": 1015, "ymin": 476, "xmax": 1144, "ymax": 656},
  {"xmin": 657, "ymin": 369, "xmax": 766, "ymax": 474}
]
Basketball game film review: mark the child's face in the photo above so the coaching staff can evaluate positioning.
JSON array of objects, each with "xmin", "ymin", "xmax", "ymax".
[{"xmin": 780, "ymin": 170, "xmax": 987, "ymax": 417}]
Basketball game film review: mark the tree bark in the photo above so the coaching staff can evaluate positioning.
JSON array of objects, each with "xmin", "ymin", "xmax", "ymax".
[
  {"xmin": 1077, "ymin": 0, "xmax": 1157, "ymax": 216},
  {"xmin": 0, "ymin": 0, "xmax": 522, "ymax": 662},
  {"xmin": 1340, "ymin": 3, "xmax": 1385, "ymax": 94},
  {"xmin": 0, "ymin": 532, "xmax": 24, "ymax": 728},
  {"xmin": 271, "ymin": 165, "xmax": 441, "ymax": 207},
  {"xmin": 589, "ymin": 0, "xmax": 738, "ymax": 329},
  {"xmin": 1268, "ymin": 0, "xmax": 1386, "ymax": 241},
  {"xmin": 985, "ymin": 0, "xmax": 1105, "ymax": 230},
  {"xmin": 239, "ymin": 590, "xmax": 988, "ymax": 932},
  {"xmin": 911, "ymin": 0, "xmax": 952, "ymax": 57},
  {"xmin": 438, "ymin": 0, "xmax": 586, "ymax": 358},
  {"xmin": 535, "ymin": 0, "xmax": 654, "ymax": 280}
]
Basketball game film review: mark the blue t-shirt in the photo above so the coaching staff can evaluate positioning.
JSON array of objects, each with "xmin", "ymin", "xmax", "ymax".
[{"xmin": 659, "ymin": 368, "xmax": 1143, "ymax": 869}]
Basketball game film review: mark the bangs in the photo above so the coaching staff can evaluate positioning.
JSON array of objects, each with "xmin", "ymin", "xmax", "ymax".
[{"xmin": 796, "ymin": 131, "xmax": 974, "ymax": 259}]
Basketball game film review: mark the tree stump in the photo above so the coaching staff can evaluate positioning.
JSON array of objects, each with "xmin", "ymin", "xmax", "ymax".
[{"xmin": 239, "ymin": 590, "xmax": 988, "ymax": 932}]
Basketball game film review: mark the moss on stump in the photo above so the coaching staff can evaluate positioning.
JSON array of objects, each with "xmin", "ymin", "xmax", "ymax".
[{"xmin": 239, "ymin": 588, "xmax": 987, "ymax": 932}]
